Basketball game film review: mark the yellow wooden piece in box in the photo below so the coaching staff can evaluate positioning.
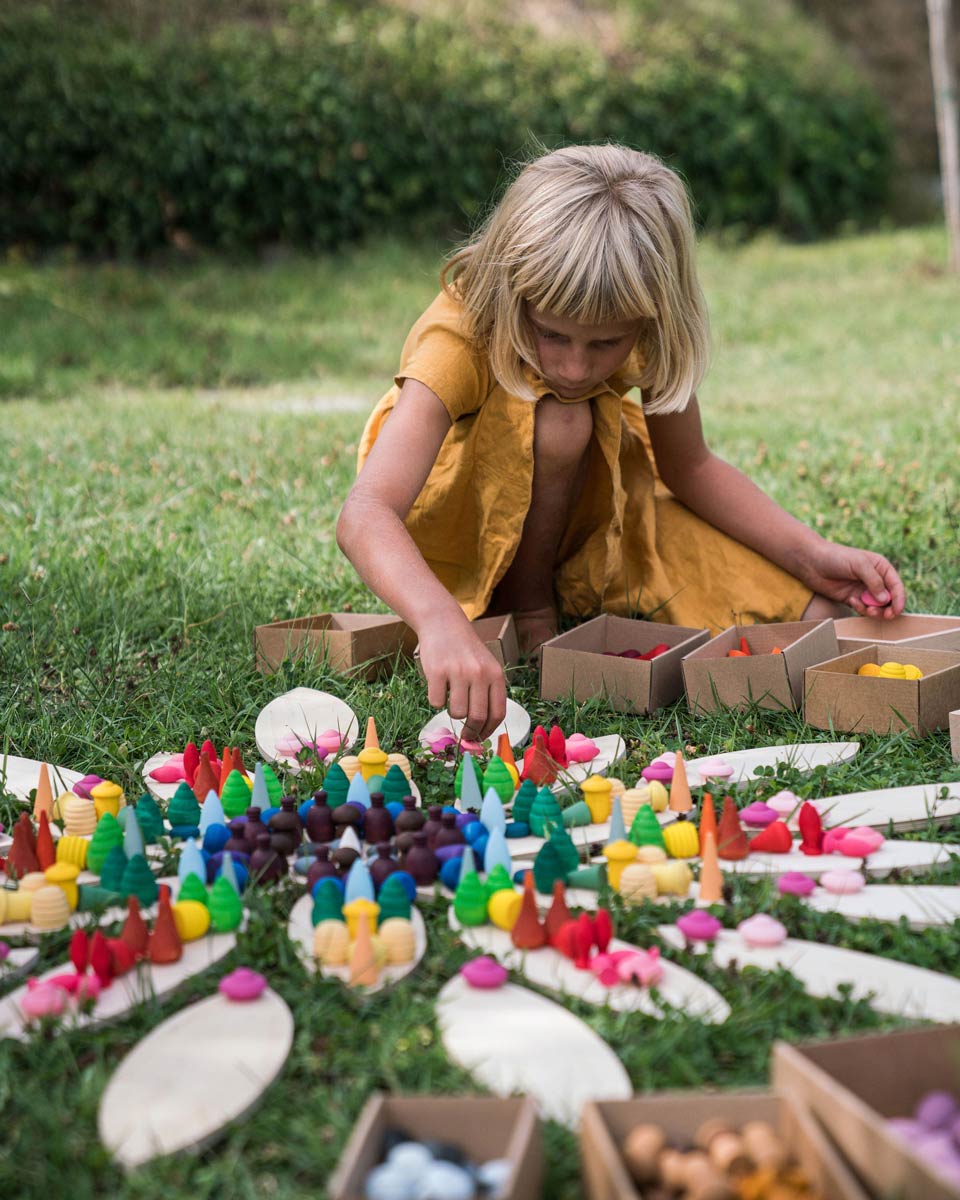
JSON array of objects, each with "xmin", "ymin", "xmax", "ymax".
[
  {"xmin": 342, "ymin": 897, "xmax": 380, "ymax": 940},
  {"xmin": 651, "ymin": 860, "xmax": 693, "ymax": 897},
  {"xmin": 56, "ymin": 835, "xmax": 89, "ymax": 869},
  {"xmin": 603, "ymin": 839, "xmax": 638, "ymax": 891},
  {"xmin": 487, "ymin": 888, "xmax": 522, "ymax": 931},
  {"xmin": 662, "ymin": 819, "xmax": 700, "ymax": 859},
  {"xmin": 91, "ymin": 780, "xmax": 124, "ymax": 819},
  {"xmin": 44, "ymin": 862, "xmax": 80, "ymax": 910},
  {"xmin": 0, "ymin": 888, "xmax": 33, "ymax": 924},
  {"xmin": 358, "ymin": 746, "xmax": 389, "ymax": 783},
  {"xmin": 313, "ymin": 920, "xmax": 350, "ymax": 965},
  {"xmin": 580, "ymin": 774, "xmax": 613, "ymax": 823},
  {"xmin": 172, "ymin": 900, "xmax": 212, "ymax": 942}
]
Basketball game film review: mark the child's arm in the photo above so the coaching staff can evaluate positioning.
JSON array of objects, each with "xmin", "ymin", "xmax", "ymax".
[
  {"xmin": 337, "ymin": 379, "xmax": 508, "ymax": 739},
  {"xmin": 645, "ymin": 396, "xmax": 906, "ymax": 617}
]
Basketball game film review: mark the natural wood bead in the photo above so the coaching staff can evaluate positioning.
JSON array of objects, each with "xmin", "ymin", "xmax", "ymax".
[{"xmin": 622, "ymin": 1124, "xmax": 666, "ymax": 1184}]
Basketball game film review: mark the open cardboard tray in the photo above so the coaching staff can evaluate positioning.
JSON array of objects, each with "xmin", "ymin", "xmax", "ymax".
[
  {"xmin": 834, "ymin": 612, "xmax": 960, "ymax": 655},
  {"xmin": 580, "ymin": 1090, "xmax": 869, "ymax": 1200},
  {"xmin": 540, "ymin": 614, "xmax": 709, "ymax": 715},
  {"xmin": 327, "ymin": 1093, "xmax": 543, "ymax": 1200},
  {"xmin": 773, "ymin": 1028, "xmax": 960, "ymax": 1200},
  {"xmin": 254, "ymin": 612, "xmax": 416, "ymax": 678},
  {"xmin": 803, "ymin": 645, "xmax": 960, "ymax": 735},
  {"xmin": 682, "ymin": 619, "xmax": 838, "ymax": 713}
]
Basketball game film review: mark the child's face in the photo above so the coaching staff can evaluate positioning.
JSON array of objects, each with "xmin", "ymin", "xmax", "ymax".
[{"xmin": 526, "ymin": 305, "xmax": 643, "ymax": 399}]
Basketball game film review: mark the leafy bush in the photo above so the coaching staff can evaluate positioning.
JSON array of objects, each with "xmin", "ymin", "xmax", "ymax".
[{"xmin": 0, "ymin": 0, "xmax": 893, "ymax": 253}]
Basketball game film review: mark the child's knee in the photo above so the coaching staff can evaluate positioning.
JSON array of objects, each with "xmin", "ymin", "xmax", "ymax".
[{"xmin": 533, "ymin": 396, "xmax": 593, "ymax": 465}]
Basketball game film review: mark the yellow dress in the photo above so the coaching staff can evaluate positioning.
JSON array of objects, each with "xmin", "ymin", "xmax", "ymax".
[{"xmin": 357, "ymin": 292, "xmax": 811, "ymax": 635}]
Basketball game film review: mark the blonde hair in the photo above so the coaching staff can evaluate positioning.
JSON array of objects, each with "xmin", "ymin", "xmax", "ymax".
[{"xmin": 442, "ymin": 144, "xmax": 709, "ymax": 412}]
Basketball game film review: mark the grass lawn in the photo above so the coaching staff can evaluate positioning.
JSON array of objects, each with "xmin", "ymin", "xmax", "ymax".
[{"xmin": 1, "ymin": 226, "xmax": 959, "ymax": 1199}]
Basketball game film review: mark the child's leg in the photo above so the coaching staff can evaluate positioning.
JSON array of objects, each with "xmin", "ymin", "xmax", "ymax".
[
  {"xmin": 487, "ymin": 396, "xmax": 593, "ymax": 651},
  {"xmin": 802, "ymin": 594, "xmax": 852, "ymax": 620}
]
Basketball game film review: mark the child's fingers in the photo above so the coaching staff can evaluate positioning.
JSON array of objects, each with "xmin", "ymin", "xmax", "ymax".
[
  {"xmin": 477, "ymin": 677, "xmax": 508, "ymax": 742},
  {"xmin": 426, "ymin": 671, "xmax": 450, "ymax": 711},
  {"xmin": 447, "ymin": 678, "xmax": 470, "ymax": 722}
]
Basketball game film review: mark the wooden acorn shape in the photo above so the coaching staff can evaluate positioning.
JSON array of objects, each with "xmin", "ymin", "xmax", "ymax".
[
  {"xmin": 394, "ymin": 797, "xmax": 425, "ymax": 834},
  {"xmin": 305, "ymin": 791, "xmax": 335, "ymax": 843},
  {"xmin": 305, "ymin": 846, "xmax": 339, "ymax": 893},
  {"xmin": 148, "ymin": 887, "xmax": 183, "ymax": 964},
  {"xmin": 243, "ymin": 806, "xmax": 270, "ymax": 850},
  {"xmin": 749, "ymin": 819, "xmax": 793, "ymax": 854},
  {"xmin": 248, "ymin": 833, "xmax": 288, "ymax": 885},
  {"xmin": 368, "ymin": 843, "xmax": 400, "ymax": 891},
  {"xmin": 798, "ymin": 802, "xmax": 824, "ymax": 855},
  {"xmin": 716, "ymin": 796, "xmax": 749, "ymax": 861},
  {"xmin": 510, "ymin": 872, "xmax": 547, "ymax": 950},
  {"xmin": 434, "ymin": 811, "xmax": 465, "ymax": 849},
  {"xmin": 544, "ymin": 880, "xmax": 573, "ymax": 944},
  {"xmin": 331, "ymin": 802, "xmax": 362, "ymax": 837},
  {"xmin": 422, "ymin": 805, "xmax": 445, "ymax": 850},
  {"xmin": 120, "ymin": 894, "xmax": 150, "ymax": 958},
  {"xmin": 403, "ymin": 831, "xmax": 439, "ymax": 885},
  {"xmin": 363, "ymin": 793, "xmax": 394, "ymax": 845},
  {"xmin": 223, "ymin": 817, "xmax": 252, "ymax": 857},
  {"xmin": 268, "ymin": 797, "xmax": 303, "ymax": 856}
]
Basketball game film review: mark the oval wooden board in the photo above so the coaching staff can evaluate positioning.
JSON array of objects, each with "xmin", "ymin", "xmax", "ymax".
[
  {"xmin": 436, "ymin": 974, "xmax": 631, "ymax": 1126},
  {"xmin": 419, "ymin": 698, "xmax": 531, "ymax": 751},
  {"xmin": 677, "ymin": 741, "xmax": 860, "ymax": 789},
  {"xmin": 658, "ymin": 925, "xmax": 960, "ymax": 1022},
  {"xmin": 0, "ymin": 755, "xmax": 84, "ymax": 805},
  {"xmin": 449, "ymin": 911, "xmax": 729, "ymax": 1023},
  {"xmin": 806, "ymin": 884, "xmax": 960, "ymax": 929},
  {"xmin": 815, "ymin": 780, "xmax": 960, "ymax": 832},
  {"xmin": 506, "ymin": 805, "xmax": 675, "ymax": 861},
  {"xmin": 254, "ymin": 688, "xmax": 359, "ymax": 774},
  {"xmin": 287, "ymin": 893, "xmax": 427, "ymax": 996},
  {"xmin": 0, "ymin": 929, "xmax": 238, "ymax": 1041},
  {"xmin": 98, "ymin": 988, "xmax": 294, "ymax": 1169}
]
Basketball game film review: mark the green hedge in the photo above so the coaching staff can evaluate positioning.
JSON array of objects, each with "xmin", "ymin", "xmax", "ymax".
[{"xmin": 0, "ymin": 1, "xmax": 893, "ymax": 253}]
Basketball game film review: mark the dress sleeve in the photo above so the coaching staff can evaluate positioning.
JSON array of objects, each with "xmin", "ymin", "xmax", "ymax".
[{"xmin": 394, "ymin": 297, "xmax": 489, "ymax": 423}]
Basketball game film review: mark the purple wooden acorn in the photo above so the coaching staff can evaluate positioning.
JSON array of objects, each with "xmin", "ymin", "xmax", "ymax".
[
  {"xmin": 394, "ymin": 797, "xmax": 425, "ymax": 834},
  {"xmin": 248, "ymin": 832, "xmax": 287, "ymax": 885},
  {"xmin": 422, "ymin": 805, "xmax": 445, "ymax": 850},
  {"xmin": 363, "ymin": 792, "xmax": 394, "ymax": 845},
  {"xmin": 269, "ymin": 797, "xmax": 303, "ymax": 856},
  {"xmin": 403, "ymin": 830, "xmax": 439, "ymax": 885},
  {"xmin": 243, "ymin": 806, "xmax": 270, "ymax": 850},
  {"xmin": 306, "ymin": 846, "xmax": 339, "ymax": 892},
  {"xmin": 224, "ymin": 817, "xmax": 252, "ymax": 857},
  {"xmin": 305, "ymin": 791, "xmax": 334, "ymax": 843},
  {"xmin": 369, "ymin": 843, "xmax": 400, "ymax": 890},
  {"xmin": 435, "ymin": 811, "xmax": 465, "ymax": 850}
]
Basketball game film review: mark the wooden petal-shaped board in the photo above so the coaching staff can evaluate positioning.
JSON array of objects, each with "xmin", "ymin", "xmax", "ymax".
[
  {"xmin": 815, "ymin": 780, "xmax": 960, "ymax": 832},
  {"xmin": 255, "ymin": 688, "xmax": 359, "ymax": 773},
  {"xmin": 658, "ymin": 926, "xmax": 960, "ymax": 1021},
  {"xmin": 449, "ymin": 912, "xmax": 729, "ymax": 1023},
  {"xmin": 436, "ymin": 975, "xmax": 631, "ymax": 1126},
  {"xmin": 806, "ymin": 885, "xmax": 960, "ymax": 929},
  {"xmin": 419, "ymin": 698, "xmax": 531, "ymax": 751},
  {"xmin": 0, "ymin": 930, "xmax": 238, "ymax": 1041},
  {"xmin": 680, "ymin": 741, "xmax": 860, "ymax": 789},
  {"xmin": 98, "ymin": 988, "xmax": 294, "ymax": 1169},
  {"xmin": 0, "ymin": 755, "xmax": 84, "ymax": 804},
  {"xmin": 551, "ymin": 735, "xmax": 627, "ymax": 792},
  {"xmin": 286, "ymin": 893, "xmax": 426, "ymax": 995}
]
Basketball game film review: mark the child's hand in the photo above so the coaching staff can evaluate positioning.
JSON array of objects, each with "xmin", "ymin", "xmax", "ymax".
[
  {"xmin": 418, "ymin": 618, "xmax": 508, "ymax": 742},
  {"xmin": 800, "ymin": 541, "xmax": 905, "ymax": 618}
]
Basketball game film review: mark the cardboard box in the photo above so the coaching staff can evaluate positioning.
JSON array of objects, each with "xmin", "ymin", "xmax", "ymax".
[
  {"xmin": 580, "ymin": 1090, "xmax": 869, "ymax": 1200},
  {"xmin": 539, "ymin": 615, "xmax": 709, "ymax": 715},
  {"xmin": 254, "ymin": 613, "xmax": 416, "ymax": 678},
  {"xmin": 327, "ymin": 1094, "xmax": 543, "ymax": 1200},
  {"xmin": 835, "ymin": 612, "xmax": 960, "ymax": 655},
  {"xmin": 469, "ymin": 614, "xmax": 521, "ymax": 669},
  {"xmin": 951, "ymin": 709, "xmax": 960, "ymax": 763},
  {"xmin": 803, "ymin": 645, "xmax": 960, "ymax": 735},
  {"xmin": 682, "ymin": 619, "xmax": 838, "ymax": 714},
  {"xmin": 773, "ymin": 1029, "xmax": 960, "ymax": 1200}
]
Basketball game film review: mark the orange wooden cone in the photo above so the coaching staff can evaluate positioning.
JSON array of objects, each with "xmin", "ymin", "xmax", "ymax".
[
  {"xmin": 698, "ymin": 793, "xmax": 717, "ymax": 851},
  {"xmin": 148, "ymin": 887, "xmax": 183, "ymax": 964},
  {"xmin": 717, "ymin": 796, "xmax": 749, "ymax": 860},
  {"xmin": 35, "ymin": 811, "xmax": 56, "ymax": 870},
  {"xmin": 698, "ymin": 829, "xmax": 724, "ymax": 905},
  {"xmin": 192, "ymin": 751, "xmax": 220, "ymax": 803},
  {"xmin": 33, "ymin": 763, "xmax": 54, "ymax": 819},
  {"xmin": 511, "ymin": 872, "xmax": 547, "ymax": 949},
  {"xmin": 364, "ymin": 716, "xmax": 379, "ymax": 751},
  {"xmin": 497, "ymin": 732, "xmax": 517, "ymax": 772},
  {"xmin": 668, "ymin": 751, "xmax": 693, "ymax": 813},
  {"xmin": 349, "ymin": 910, "xmax": 379, "ymax": 987},
  {"xmin": 218, "ymin": 747, "xmax": 238, "ymax": 794}
]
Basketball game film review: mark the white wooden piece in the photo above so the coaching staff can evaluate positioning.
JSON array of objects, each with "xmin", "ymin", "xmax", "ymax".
[
  {"xmin": 677, "ymin": 741, "xmax": 860, "ymax": 789},
  {"xmin": 449, "ymin": 911, "xmax": 729, "ymax": 1023},
  {"xmin": 436, "ymin": 975, "xmax": 632, "ymax": 1126},
  {"xmin": 0, "ymin": 947, "xmax": 40, "ymax": 983},
  {"xmin": 98, "ymin": 988, "xmax": 294, "ymax": 1169},
  {"xmin": 814, "ymin": 780, "xmax": 960, "ymax": 832},
  {"xmin": 419, "ymin": 698, "xmax": 531, "ymax": 751},
  {"xmin": 0, "ymin": 755, "xmax": 84, "ymax": 803},
  {"xmin": 0, "ymin": 929, "xmax": 238, "ymax": 1041},
  {"xmin": 853, "ymin": 840, "xmax": 959, "ymax": 876},
  {"xmin": 254, "ymin": 688, "xmax": 359, "ymax": 773},
  {"xmin": 550, "ymin": 735, "xmax": 627, "ymax": 792},
  {"xmin": 286, "ymin": 893, "xmax": 427, "ymax": 995},
  {"xmin": 806, "ymin": 885, "xmax": 960, "ymax": 929},
  {"xmin": 658, "ymin": 925, "xmax": 960, "ymax": 1022},
  {"xmin": 141, "ymin": 752, "xmax": 187, "ymax": 803}
]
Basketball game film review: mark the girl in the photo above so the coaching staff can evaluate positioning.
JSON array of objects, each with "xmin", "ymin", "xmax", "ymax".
[{"xmin": 337, "ymin": 145, "xmax": 904, "ymax": 739}]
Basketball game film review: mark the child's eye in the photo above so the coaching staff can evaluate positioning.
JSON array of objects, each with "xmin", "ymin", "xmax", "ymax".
[{"xmin": 539, "ymin": 330, "xmax": 565, "ymax": 341}]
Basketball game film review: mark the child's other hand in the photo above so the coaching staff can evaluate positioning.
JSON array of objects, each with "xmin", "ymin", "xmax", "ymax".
[
  {"xmin": 802, "ymin": 541, "xmax": 905, "ymax": 618},
  {"xmin": 418, "ymin": 619, "xmax": 507, "ymax": 742}
]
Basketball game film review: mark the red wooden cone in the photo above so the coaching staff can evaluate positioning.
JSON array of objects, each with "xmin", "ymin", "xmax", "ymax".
[
  {"xmin": 69, "ymin": 929, "xmax": 90, "ymax": 974},
  {"xmin": 593, "ymin": 908, "xmax": 613, "ymax": 954},
  {"xmin": 192, "ymin": 751, "xmax": 220, "ymax": 804},
  {"xmin": 520, "ymin": 732, "xmax": 558, "ymax": 787},
  {"xmin": 544, "ymin": 880, "xmax": 572, "ymax": 944},
  {"xmin": 183, "ymin": 741, "xmax": 200, "ymax": 786},
  {"xmin": 574, "ymin": 912, "xmax": 593, "ymax": 969},
  {"xmin": 716, "ymin": 796, "xmax": 749, "ymax": 861},
  {"xmin": 233, "ymin": 747, "xmax": 248, "ymax": 777},
  {"xmin": 106, "ymin": 937, "xmax": 137, "ymax": 977},
  {"xmin": 749, "ymin": 819, "xmax": 793, "ymax": 854},
  {"xmin": 148, "ymin": 886, "xmax": 183, "ymax": 964},
  {"xmin": 218, "ymin": 747, "xmax": 235, "ymax": 795},
  {"xmin": 554, "ymin": 919, "xmax": 580, "ymax": 961},
  {"xmin": 35, "ymin": 811, "xmax": 56, "ymax": 871},
  {"xmin": 120, "ymin": 895, "xmax": 150, "ymax": 958},
  {"xmin": 547, "ymin": 725, "xmax": 568, "ymax": 768},
  {"xmin": 90, "ymin": 931, "xmax": 114, "ymax": 986},
  {"xmin": 510, "ymin": 872, "xmax": 547, "ymax": 949},
  {"xmin": 7, "ymin": 818, "xmax": 40, "ymax": 878}
]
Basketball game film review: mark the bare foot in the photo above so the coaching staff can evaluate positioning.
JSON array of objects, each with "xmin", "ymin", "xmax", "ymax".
[{"xmin": 513, "ymin": 605, "xmax": 559, "ymax": 658}]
